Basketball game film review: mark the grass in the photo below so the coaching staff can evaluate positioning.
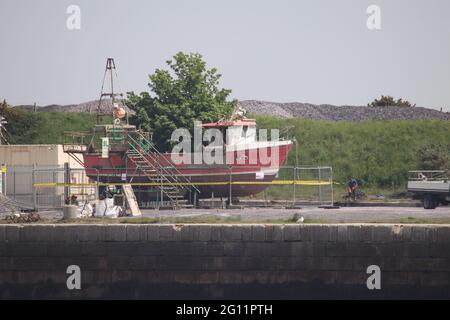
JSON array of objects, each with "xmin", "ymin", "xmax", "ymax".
[
  {"xmin": 5, "ymin": 110, "xmax": 111, "ymax": 145},
  {"xmin": 245, "ymin": 183, "xmax": 409, "ymax": 203},
  {"xmin": 254, "ymin": 116, "xmax": 450, "ymax": 189},
  {"xmin": 394, "ymin": 217, "xmax": 450, "ymax": 224},
  {"xmin": 119, "ymin": 215, "xmax": 243, "ymax": 224}
]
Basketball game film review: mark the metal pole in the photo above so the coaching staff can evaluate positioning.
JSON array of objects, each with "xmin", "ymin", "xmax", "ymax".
[
  {"xmin": 318, "ymin": 166, "xmax": 323, "ymax": 205},
  {"xmin": 110, "ymin": 60, "xmax": 114, "ymax": 105},
  {"xmin": 330, "ymin": 167, "xmax": 334, "ymax": 206},
  {"xmin": 292, "ymin": 167, "xmax": 296, "ymax": 206},
  {"xmin": 228, "ymin": 166, "xmax": 232, "ymax": 206},
  {"xmin": 64, "ymin": 162, "xmax": 69, "ymax": 204},
  {"xmin": 155, "ymin": 184, "xmax": 159, "ymax": 209},
  {"xmin": 32, "ymin": 165, "xmax": 37, "ymax": 211},
  {"xmin": 1, "ymin": 164, "xmax": 6, "ymax": 195},
  {"xmin": 68, "ymin": 165, "xmax": 72, "ymax": 203},
  {"xmin": 53, "ymin": 170, "xmax": 57, "ymax": 208},
  {"xmin": 193, "ymin": 191, "xmax": 197, "ymax": 209},
  {"xmin": 264, "ymin": 189, "xmax": 267, "ymax": 207},
  {"xmin": 51, "ymin": 169, "xmax": 55, "ymax": 208},
  {"xmin": 160, "ymin": 174, "xmax": 163, "ymax": 208},
  {"xmin": 95, "ymin": 169, "xmax": 100, "ymax": 200}
]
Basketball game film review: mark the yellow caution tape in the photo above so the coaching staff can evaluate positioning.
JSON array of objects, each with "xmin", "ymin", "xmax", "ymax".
[{"xmin": 33, "ymin": 180, "xmax": 339, "ymax": 188}]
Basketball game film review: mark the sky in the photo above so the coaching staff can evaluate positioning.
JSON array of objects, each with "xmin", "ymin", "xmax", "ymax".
[{"xmin": 0, "ymin": 0, "xmax": 450, "ymax": 111}]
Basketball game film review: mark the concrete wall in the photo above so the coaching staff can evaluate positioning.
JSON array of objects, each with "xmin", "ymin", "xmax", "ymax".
[
  {"xmin": 0, "ymin": 145, "xmax": 82, "ymax": 167},
  {"xmin": 0, "ymin": 224, "xmax": 449, "ymax": 299}
]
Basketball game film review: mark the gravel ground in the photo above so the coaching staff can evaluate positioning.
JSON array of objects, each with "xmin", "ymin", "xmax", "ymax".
[
  {"xmin": 7, "ymin": 206, "xmax": 450, "ymax": 224},
  {"xmin": 139, "ymin": 206, "xmax": 450, "ymax": 223}
]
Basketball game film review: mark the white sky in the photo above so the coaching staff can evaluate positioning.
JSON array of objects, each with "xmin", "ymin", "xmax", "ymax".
[{"xmin": 1, "ymin": 0, "xmax": 450, "ymax": 111}]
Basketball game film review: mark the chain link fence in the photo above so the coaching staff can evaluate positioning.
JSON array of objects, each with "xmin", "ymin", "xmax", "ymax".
[
  {"xmin": 2, "ymin": 165, "xmax": 334, "ymax": 210},
  {"xmin": 2, "ymin": 166, "xmax": 95, "ymax": 210},
  {"xmin": 241, "ymin": 166, "xmax": 334, "ymax": 207}
]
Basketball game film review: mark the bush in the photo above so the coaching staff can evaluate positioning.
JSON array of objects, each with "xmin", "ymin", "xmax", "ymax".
[
  {"xmin": 416, "ymin": 144, "xmax": 450, "ymax": 173},
  {"xmin": 368, "ymin": 95, "xmax": 415, "ymax": 107}
]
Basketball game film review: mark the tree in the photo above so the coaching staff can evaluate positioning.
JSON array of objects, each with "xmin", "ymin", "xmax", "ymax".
[
  {"xmin": 368, "ymin": 95, "xmax": 415, "ymax": 108},
  {"xmin": 416, "ymin": 144, "xmax": 450, "ymax": 173},
  {"xmin": 0, "ymin": 99, "xmax": 19, "ymax": 120},
  {"xmin": 2, "ymin": 109, "xmax": 42, "ymax": 144},
  {"xmin": 127, "ymin": 52, "xmax": 236, "ymax": 151}
]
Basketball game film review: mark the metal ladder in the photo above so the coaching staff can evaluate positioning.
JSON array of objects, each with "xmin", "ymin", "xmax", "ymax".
[{"xmin": 126, "ymin": 133, "xmax": 200, "ymax": 208}]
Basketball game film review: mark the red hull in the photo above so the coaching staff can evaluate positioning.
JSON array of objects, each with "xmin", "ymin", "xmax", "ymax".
[{"xmin": 83, "ymin": 143, "xmax": 293, "ymax": 198}]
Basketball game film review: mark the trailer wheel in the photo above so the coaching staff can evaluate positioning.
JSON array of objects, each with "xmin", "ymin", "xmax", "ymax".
[{"xmin": 423, "ymin": 195, "xmax": 437, "ymax": 209}]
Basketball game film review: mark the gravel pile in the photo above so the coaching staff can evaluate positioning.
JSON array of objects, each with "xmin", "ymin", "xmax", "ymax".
[
  {"xmin": 14, "ymin": 99, "xmax": 450, "ymax": 122},
  {"xmin": 239, "ymin": 100, "xmax": 450, "ymax": 121},
  {"xmin": 15, "ymin": 99, "xmax": 135, "ymax": 115}
]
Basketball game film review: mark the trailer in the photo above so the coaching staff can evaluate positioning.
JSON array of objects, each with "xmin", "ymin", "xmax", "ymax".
[{"xmin": 407, "ymin": 171, "xmax": 450, "ymax": 209}]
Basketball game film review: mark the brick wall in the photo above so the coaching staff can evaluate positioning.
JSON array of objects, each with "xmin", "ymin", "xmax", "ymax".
[{"xmin": 0, "ymin": 224, "xmax": 449, "ymax": 299}]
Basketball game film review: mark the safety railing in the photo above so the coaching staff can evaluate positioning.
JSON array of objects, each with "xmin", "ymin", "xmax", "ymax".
[
  {"xmin": 408, "ymin": 170, "xmax": 448, "ymax": 182},
  {"xmin": 127, "ymin": 133, "xmax": 200, "ymax": 194}
]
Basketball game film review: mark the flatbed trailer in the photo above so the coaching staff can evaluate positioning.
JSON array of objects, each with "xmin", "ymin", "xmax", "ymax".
[{"xmin": 407, "ymin": 171, "xmax": 450, "ymax": 209}]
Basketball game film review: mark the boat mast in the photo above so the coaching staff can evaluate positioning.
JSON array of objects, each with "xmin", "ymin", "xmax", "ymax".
[{"xmin": 95, "ymin": 58, "xmax": 125, "ymax": 124}]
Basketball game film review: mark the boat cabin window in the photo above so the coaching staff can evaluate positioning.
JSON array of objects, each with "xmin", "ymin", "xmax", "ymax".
[
  {"xmin": 226, "ymin": 125, "xmax": 256, "ymax": 145},
  {"xmin": 242, "ymin": 125, "xmax": 248, "ymax": 137}
]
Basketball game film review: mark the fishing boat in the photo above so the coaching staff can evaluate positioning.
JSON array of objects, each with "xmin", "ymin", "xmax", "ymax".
[{"xmin": 63, "ymin": 59, "xmax": 293, "ymax": 206}]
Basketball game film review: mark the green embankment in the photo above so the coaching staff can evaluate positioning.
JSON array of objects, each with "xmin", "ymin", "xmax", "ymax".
[
  {"xmin": 7, "ymin": 111, "xmax": 95, "ymax": 144},
  {"xmin": 6, "ymin": 111, "xmax": 450, "ymax": 191},
  {"xmin": 254, "ymin": 116, "xmax": 450, "ymax": 189},
  {"xmin": 6, "ymin": 111, "xmax": 109, "ymax": 144}
]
